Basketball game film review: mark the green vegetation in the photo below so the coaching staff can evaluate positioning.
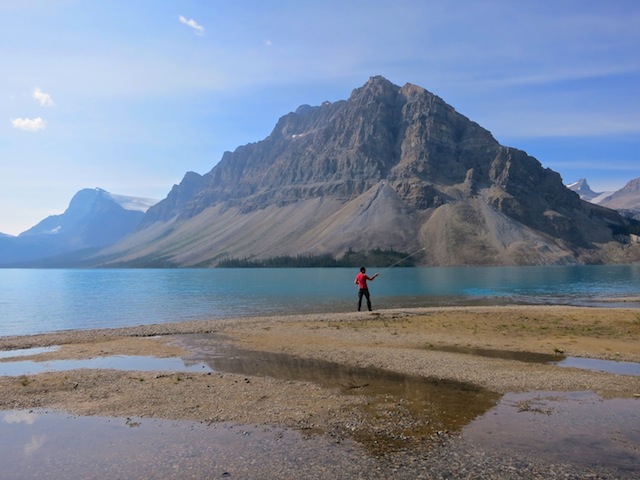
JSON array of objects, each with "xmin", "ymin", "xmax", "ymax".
[
  {"xmin": 217, "ymin": 253, "xmax": 341, "ymax": 268},
  {"xmin": 216, "ymin": 248, "xmax": 417, "ymax": 268}
]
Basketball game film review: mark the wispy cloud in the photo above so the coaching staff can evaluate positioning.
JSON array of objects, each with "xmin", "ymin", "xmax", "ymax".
[
  {"xmin": 11, "ymin": 117, "xmax": 47, "ymax": 131},
  {"xmin": 179, "ymin": 15, "xmax": 205, "ymax": 36},
  {"xmin": 488, "ymin": 111, "xmax": 640, "ymax": 138},
  {"xmin": 469, "ymin": 63, "xmax": 640, "ymax": 90},
  {"xmin": 33, "ymin": 87, "xmax": 54, "ymax": 107}
]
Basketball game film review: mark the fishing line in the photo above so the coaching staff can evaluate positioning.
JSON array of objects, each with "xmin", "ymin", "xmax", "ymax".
[{"xmin": 378, "ymin": 246, "xmax": 426, "ymax": 274}]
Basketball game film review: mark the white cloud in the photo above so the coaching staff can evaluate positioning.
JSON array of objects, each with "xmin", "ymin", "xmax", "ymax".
[
  {"xmin": 11, "ymin": 117, "xmax": 47, "ymax": 131},
  {"xmin": 179, "ymin": 15, "xmax": 205, "ymax": 35},
  {"xmin": 33, "ymin": 87, "xmax": 54, "ymax": 107},
  {"xmin": 24, "ymin": 434, "xmax": 46, "ymax": 456},
  {"xmin": 3, "ymin": 411, "xmax": 38, "ymax": 425}
]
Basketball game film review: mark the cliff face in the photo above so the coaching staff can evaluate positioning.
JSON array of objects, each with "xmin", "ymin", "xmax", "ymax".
[{"xmin": 99, "ymin": 76, "xmax": 640, "ymax": 267}]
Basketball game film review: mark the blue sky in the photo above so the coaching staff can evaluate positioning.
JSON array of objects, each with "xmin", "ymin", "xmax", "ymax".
[{"xmin": 1, "ymin": 0, "xmax": 639, "ymax": 235}]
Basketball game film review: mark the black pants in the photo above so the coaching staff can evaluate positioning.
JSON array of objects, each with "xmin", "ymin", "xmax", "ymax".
[{"xmin": 358, "ymin": 288, "xmax": 372, "ymax": 311}]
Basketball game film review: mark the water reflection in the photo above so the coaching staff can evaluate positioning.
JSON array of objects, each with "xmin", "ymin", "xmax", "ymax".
[
  {"xmin": 0, "ymin": 355, "xmax": 211, "ymax": 376},
  {"xmin": 554, "ymin": 356, "xmax": 640, "ymax": 376},
  {"xmin": 3, "ymin": 411, "xmax": 39, "ymax": 425},
  {"xmin": 424, "ymin": 344, "xmax": 563, "ymax": 363},
  {"xmin": 176, "ymin": 334, "xmax": 501, "ymax": 452},
  {"xmin": 0, "ymin": 410, "xmax": 379, "ymax": 479},
  {"xmin": 462, "ymin": 391, "xmax": 640, "ymax": 474},
  {"xmin": 0, "ymin": 347, "xmax": 59, "ymax": 359}
]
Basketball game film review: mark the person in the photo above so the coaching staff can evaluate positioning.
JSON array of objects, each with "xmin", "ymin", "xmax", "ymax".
[{"xmin": 354, "ymin": 267, "xmax": 379, "ymax": 311}]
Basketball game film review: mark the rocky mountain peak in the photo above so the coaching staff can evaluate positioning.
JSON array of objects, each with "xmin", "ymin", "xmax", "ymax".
[
  {"xmin": 98, "ymin": 77, "xmax": 640, "ymax": 267},
  {"xmin": 349, "ymin": 75, "xmax": 400, "ymax": 102},
  {"xmin": 567, "ymin": 178, "xmax": 600, "ymax": 201}
]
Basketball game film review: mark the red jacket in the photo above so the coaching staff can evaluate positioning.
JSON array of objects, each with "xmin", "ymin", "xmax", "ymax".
[{"xmin": 355, "ymin": 272, "xmax": 374, "ymax": 289}]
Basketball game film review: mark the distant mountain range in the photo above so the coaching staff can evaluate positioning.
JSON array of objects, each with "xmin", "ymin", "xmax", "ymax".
[
  {"xmin": 567, "ymin": 178, "xmax": 640, "ymax": 220},
  {"xmin": 3, "ymin": 76, "xmax": 640, "ymax": 268},
  {"xmin": 0, "ymin": 188, "xmax": 157, "ymax": 266}
]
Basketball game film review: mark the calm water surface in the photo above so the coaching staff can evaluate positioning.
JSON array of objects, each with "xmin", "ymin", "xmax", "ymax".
[{"xmin": 1, "ymin": 265, "xmax": 639, "ymax": 337}]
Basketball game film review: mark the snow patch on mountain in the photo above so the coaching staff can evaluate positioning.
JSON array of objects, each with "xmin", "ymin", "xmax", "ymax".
[{"xmin": 106, "ymin": 192, "xmax": 158, "ymax": 212}]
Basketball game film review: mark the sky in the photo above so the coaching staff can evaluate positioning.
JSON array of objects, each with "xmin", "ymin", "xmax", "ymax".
[{"xmin": 1, "ymin": 0, "xmax": 639, "ymax": 236}]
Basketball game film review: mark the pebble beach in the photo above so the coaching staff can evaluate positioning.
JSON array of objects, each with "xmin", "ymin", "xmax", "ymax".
[{"xmin": 1, "ymin": 306, "xmax": 639, "ymax": 479}]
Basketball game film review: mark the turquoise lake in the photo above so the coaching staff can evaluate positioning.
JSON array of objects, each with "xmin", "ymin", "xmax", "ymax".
[{"xmin": 1, "ymin": 265, "xmax": 639, "ymax": 337}]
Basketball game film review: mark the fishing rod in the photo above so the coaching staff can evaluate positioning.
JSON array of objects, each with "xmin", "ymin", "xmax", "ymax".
[{"xmin": 378, "ymin": 246, "xmax": 426, "ymax": 274}]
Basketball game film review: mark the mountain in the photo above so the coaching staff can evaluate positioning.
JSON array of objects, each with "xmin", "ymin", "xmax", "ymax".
[
  {"xmin": 0, "ymin": 188, "xmax": 157, "ymax": 266},
  {"xmin": 597, "ymin": 178, "xmax": 640, "ymax": 210},
  {"xmin": 566, "ymin": 178, "xmax": 601, "ymax": 202},
  {"xmin": 597, "ymin": 178, "xmax": 640, "ymax": 222},
  {"xmin": 95, "ymin": 76, "xmax": 640, "ymax": 267}
]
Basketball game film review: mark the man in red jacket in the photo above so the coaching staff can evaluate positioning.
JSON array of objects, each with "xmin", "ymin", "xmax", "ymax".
[{"xmin": 355, "ymin": 266, "xmax": 379, "ymax": 311}]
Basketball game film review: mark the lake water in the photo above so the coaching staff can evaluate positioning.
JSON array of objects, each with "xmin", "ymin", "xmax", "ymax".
[{"xmin": 1, "ymin": 265, "xmax": 639, "ymax": 338}]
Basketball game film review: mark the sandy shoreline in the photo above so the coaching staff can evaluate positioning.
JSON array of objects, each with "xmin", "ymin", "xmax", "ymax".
[
  {"xmin": 1, "ymin": 305, "xmax": 639, "ymax": 418},
  {"xmin": 2, "ymin": 305, "xmax": 640, "ymax": 478}
]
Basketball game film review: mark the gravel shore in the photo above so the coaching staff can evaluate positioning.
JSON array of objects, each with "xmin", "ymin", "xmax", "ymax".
[{"xmin": 1, "ymin": 306, "xmax": 639, "ymax": 479}]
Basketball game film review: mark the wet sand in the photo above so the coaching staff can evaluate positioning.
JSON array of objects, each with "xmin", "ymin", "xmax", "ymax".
[{"xmin": 1, "ymin": 306, "xmax": 640, "ymax": 478}]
